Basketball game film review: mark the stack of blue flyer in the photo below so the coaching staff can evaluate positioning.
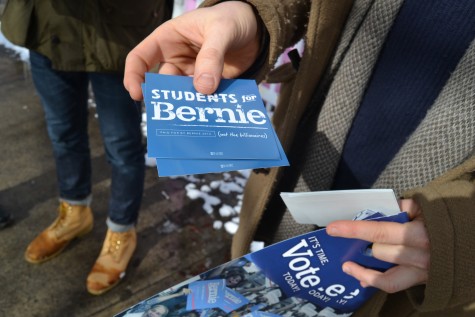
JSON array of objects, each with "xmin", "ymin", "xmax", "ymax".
[
  {"xmin": 143, "ymin": 73, "xmax": 289, "ymax": 176},
  {"xmin": 115, "ymin": 189, "xmax": 408, "ymax": 317}
]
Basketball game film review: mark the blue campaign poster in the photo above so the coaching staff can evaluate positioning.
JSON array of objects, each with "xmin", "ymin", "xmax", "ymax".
[
  {"xmin": 144, "ymin": 74, "xmax": 283, "ymax": 161},
  {"xmin": 115, "ymin": 209, "xmax": 410, "ymax": 317},
  {"xmin": 247, "ymin": 212, "xmax": 409, "ymax": 313}
]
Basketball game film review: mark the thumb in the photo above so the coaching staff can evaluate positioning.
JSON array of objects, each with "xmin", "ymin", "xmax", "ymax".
[{"xmin": 193, "ymin": 36, "xmax": 226, "ymax": 94}]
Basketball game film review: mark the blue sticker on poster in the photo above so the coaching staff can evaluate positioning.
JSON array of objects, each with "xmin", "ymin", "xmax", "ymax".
[
  {"xmin": 186, "ymin": 279, "xmax": 226, "ymax": 311},
  {"xmin": 221, "ymin": 288, "xmax": 250, "ymax": 313}
]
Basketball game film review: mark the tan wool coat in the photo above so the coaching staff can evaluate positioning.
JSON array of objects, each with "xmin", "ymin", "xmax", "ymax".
[{"xmin": 202, "ymin": 0, "xmax": 475, "ymax": 316}]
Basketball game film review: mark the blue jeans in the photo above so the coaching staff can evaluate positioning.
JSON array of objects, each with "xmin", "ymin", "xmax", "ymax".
[{"xmin": 29, "ymin": 51, "xmax": 145, "ymax": 227}]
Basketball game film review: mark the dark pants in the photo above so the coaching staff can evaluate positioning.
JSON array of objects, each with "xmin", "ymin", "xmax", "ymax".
[{"xmin": 29, "ymin": 51, "xmax": 145, "ymax": 226}]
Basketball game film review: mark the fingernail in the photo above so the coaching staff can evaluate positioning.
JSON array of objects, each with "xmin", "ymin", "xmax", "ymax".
[
  {"xmin": 327, "ymin": 226, "xmax": 339, "ymax": 236},
  {"xmin": 196, "ymin": 73, "xmax": 215, "ymax": 92},
  {"xmin": 342, "ymin": 265, "xmax": 351, "ymax": 275}
]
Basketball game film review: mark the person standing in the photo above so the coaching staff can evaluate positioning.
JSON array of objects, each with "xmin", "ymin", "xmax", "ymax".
[
  {"xmin": 1, "ymin": 0, "xmax": 173, "ymax": 295},
  {"xmin": 122, "ymin": 0, "xmax": 475, "ymax": 315}
]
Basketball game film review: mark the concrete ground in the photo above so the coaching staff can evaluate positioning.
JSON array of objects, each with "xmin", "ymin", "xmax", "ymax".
[{"xmin": 0, "ymin": 45, "xmax": 233, "ymax": 316}]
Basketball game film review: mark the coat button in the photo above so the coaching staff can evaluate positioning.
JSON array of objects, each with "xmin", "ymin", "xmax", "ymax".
[{"xmin": 51, "ymin": 35, "xmax": 60, "ymax": 45}]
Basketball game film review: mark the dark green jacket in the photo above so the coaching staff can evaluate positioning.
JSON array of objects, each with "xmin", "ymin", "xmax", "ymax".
[{"xmin": 1, "ymin": 0, "xmax": 173, "ymax": 72}]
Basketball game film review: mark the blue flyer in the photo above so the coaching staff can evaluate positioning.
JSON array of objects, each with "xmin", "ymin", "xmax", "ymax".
[
  {"xmin": 156, "ymin": 156, "xmax": 283, "ymax": 176},
  {"xmin": 247, "ymin": 212, "xmax": 409, "ymax": 313},
  {"xmin": 144, "ymin": 74, "xmax": 282, "ymax": 160},
  {"xmin": 143, "ymin": 73, "xmax": 289, "ymax": 176},
  {"xmin": 155, "ymin": 129, "xmax": 288, "ymax": 176}
]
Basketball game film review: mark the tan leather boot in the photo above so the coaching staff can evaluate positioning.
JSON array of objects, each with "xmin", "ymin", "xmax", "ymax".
[
  {"xmin": 86, "ymin": 227, "xmax": 136, "ymax": 295},
  {"xmin": 25, "ymin": 201, "xmax": 94, "ymax": 264}
]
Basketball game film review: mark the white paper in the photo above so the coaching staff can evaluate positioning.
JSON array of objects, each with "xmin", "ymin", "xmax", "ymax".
[{"xmin": 280, "ymin": 189, "xmax": 400, "ymax": 226}]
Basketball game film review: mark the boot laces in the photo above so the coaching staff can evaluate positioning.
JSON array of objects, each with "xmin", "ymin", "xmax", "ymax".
[
  {"xmin": 107, "ymin": 231, "xmax": 128, "ymax": 261},
  {"xmin": 53, "ymin": 203, "xmax": 72, "ymax": 236}
]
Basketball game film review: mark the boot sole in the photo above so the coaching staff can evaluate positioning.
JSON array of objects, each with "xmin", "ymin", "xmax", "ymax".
[
  {"xmin": 87, "ymin": 278, "xmax": 122, "ymax": 296},
  {"xmin": 24, "ymin": 221, "xmax": 94, "ymax": 264}
]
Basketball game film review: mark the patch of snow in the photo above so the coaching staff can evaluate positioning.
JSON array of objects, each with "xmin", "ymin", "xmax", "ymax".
[
  {"xmin": 250, "ymin": 241, "xmax": 265, "ymax": 253},
  {"xmin": 224, "ymin": 221, "xmax": 238, "ymax": 235},
  {"xmin": 213, "ymin": 220, "xmax": 223, "ymax": 230},
  {"xmin": 200, "ymin": 185, "xmax": 211, "ymax": 193},
  {"xmin": 0, "ymin": 24, "xmax": 29, "ymax": 62},
  {"xmin": 145, "ymin": 153, "xmax": 157, "ymax": 167},
  {"xmin": 218, "ymin": 205, "xmax": 234, "ymax": 217}
]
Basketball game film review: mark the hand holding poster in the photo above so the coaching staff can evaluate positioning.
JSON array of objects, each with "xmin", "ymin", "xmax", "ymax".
[{"xmin": 115, "ymin": 190, "xmax": 409, "ymax": 317}]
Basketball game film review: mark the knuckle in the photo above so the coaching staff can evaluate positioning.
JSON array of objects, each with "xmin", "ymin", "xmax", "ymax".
[
  {"xmin": 202, "ymin": 47, "xmax": 222, "ymax": 60},
  {"xmin": 381, "ymin": 280, "xmax": 401, "ymax": 294},
  {"xmin": 371, "ymin": 226, "xmax": 389, "ymax": 242},
  {"xmin": 417, "ymin": 252, "xmax": 431, "ymax": 270},
  {"xmin": 409, "ymin": 221, "xmax": 430, "ymax": 248},
  {"xmin": 420, "ymin": 235, "xmax": 430, "ymax": 249}
]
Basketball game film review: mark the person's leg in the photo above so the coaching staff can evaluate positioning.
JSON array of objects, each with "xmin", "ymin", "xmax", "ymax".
[
  {"xmin": 25, "ymin": 51, "xmax": 94, "ymax": 263},
  {"xmin": 89, "ymin": 72, "xmax": 145, "ymax": 229},
  {"xmin": 86, "ymin": 72, "xmax": 144, "ymax": 295},
  {"xmin": 29, "ymin": 51, "xmax": 92, "ymax": 201}
]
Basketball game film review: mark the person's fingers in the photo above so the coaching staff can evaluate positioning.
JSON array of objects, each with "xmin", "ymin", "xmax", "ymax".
[
  {"xmin": 193, "ymin": 2, "xmax": 258, "ymax": 94},
  {"xmin": 124, "ymin": 15, "xmax": 227, "ymax": 97},
  {"xmin": 371, "ymin": 244, "xmax": 430, "ymax": 270},
  {"xmin": 342, "ymin": 261, "xmax": 428, "ymax": 293},
  {"xmin": 193, "ymin": 44, "xmax": 225, "ymax": 94},
  {"xmin": 124, "ymin": 20, "xmax": 189, "ymax": 100},
  {"xmin": 124, "ymin": 1, "xmax": 258, "ymax": 98},
  {"xmin": 124, "ymin": 52, "xmax": 152, "ymax": 100},
  {"xmin": 327, "ymin": 218, "xmax": 429, "ymax": 249},
  {"xmin": 398, "ymin": 198, "xmax": 422, "ymax": 219},
  {"xmin": 158, "ymin": 62, "xmax": 191, "ymax": 76}
]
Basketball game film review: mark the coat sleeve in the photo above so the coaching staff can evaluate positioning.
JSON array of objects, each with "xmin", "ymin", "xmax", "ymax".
[
  {"xmin": 403, "ymin": 156, "xmax": 475, "ymax": 312},
  {"xmin": 1, "ymin": 0, "xmax": 35, "ymax": 46}
]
